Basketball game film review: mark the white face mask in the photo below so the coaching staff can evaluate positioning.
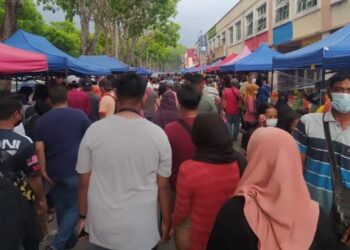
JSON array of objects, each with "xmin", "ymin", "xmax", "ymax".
[
  {"xmin": 266, "ymin": 118, "xmax": 278, "ymax": 127},
  {"xmin": 332, "ymin": 93, "xmax": 350, "ymax": 113},
  {"xmin": 251, "ymin": 78, "xmax": 257, "ymax": 84}
]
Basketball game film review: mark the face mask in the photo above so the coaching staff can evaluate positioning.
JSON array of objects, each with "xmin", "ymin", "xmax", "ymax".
[
  {"xmin": 266, "ymin": 118, "xmax": 278, "ymax": 127},
  {"xmin": 251, "ymin": 78, "xmax": 257, "ymax": 84},
  {"xmin": 332, "ymin": 93, "xmax": 350, "ymax": 113}
]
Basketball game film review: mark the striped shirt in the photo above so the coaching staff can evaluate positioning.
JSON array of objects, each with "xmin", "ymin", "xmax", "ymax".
[{"xmin": 293, "ymin": 111, "xmax": 350, "ymax": 215}]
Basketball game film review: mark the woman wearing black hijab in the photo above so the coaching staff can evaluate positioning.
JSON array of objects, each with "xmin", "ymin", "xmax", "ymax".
[{"xmin": 172, "ymin": 113, "xmax": 242, "ymax": 250}]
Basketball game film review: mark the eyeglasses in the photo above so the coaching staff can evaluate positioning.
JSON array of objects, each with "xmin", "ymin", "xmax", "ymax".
[{"xmin": 331, "ymin": 87, "xmax": 350, "ymax": 94}]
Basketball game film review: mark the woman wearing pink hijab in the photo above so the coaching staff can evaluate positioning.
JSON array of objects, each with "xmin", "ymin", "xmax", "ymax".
[{"xmin": 207, "ymin": 127, "xmax": 340, "ymax": 250}]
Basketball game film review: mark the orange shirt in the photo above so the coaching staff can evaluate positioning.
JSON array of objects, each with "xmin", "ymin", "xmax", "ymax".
[{"xmin": 99, "ymin": 92, "xmax": 116, "ymax": 118}]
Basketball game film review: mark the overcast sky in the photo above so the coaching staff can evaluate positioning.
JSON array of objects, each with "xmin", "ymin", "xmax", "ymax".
[
  {"xmin": 173, "ymin": 0, "xmax": 238, "ymax": 47},
  {"xmin": 40, "ymin": 0, "xmax": 239, "ymax": 48}
]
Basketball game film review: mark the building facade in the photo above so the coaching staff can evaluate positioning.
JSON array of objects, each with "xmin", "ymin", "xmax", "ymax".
[{"xmin": 204, "ymin": 0, "xmax": 350, "ymax": 63}]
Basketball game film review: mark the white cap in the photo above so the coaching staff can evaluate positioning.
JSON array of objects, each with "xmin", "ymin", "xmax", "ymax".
[
  {"xmin": 150, "ymin": 73, "xmax": 158, "ymax": 79},
  {"xmin": 66, "ymin": 75, "xmax": 80, "ymax": 85}
]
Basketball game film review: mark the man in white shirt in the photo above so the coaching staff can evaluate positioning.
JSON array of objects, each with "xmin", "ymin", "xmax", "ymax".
[{"xmin": 76, "ymin": 73, "xmax": 172, "ymax": 250}]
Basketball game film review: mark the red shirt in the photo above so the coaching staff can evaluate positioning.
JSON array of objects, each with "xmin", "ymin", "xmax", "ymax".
[
  {"xmin": 164, "ymin": 117, "xmax": 196, "ymax": 191},
  {"xmin": 68, "ymin": 89, "xmax": 90, "ymax": 116},
  {"xmin": 223, "ymin": 87, "xmax": 240, "ymax": 115},
  {"xmin": 172, "ymin": 160, "xmax": 240, "ymax": 250}
]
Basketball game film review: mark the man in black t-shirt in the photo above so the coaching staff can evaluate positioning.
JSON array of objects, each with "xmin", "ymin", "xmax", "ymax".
[{"xmin": 0, "ymin": 96, "xmax": 46, "ymax": 249}]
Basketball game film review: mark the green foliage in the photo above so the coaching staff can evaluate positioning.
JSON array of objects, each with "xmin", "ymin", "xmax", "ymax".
[
  {"xmin": 133, "ymin": 21, "xmax": 182, "ymax": 71},
  {"xmin": 43, "ymin": 21, "xmax": 81, "ymax": 57},
  {"xmin": 0, "ymin": 0, "xmax": 5, "ymax": 24},
  {"xmin": 17, "ymin": 0, "xmax": 46, "ymax": 35},
  {"xmin": 0, "ymin": 0, "xmax": 183, "ymax": 70}
]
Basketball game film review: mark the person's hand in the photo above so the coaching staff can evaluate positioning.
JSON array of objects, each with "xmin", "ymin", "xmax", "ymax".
[
  {"xmin": 76, "ymin": 219, "xmax": 88, "ymax": 239},
  {"xmin": 34, "ymin": 197, "xmax": 48, "ymax": 215},
  {"xmin": 258, "ymin": 114, "xmax": 266, "ymax": 127},
  {"xmin": 341, "ymin": 226, "xmax": 350, "ymax": 246},
  {"xmin": 42, "ymin": 172, "xmax": 55, "ymax": 187},
  {"xmin": 159, "ymin": 221, "xmax": 171, "ymax": 244}
]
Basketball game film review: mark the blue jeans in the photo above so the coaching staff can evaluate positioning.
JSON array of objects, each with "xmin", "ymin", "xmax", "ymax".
[
  {"xmin": 226, "ymin": 114, "xmax": 241, "ymax": 141},
  {"xmin": 50, "ymin": 175, "xmax": 79, "ymax": 250}
]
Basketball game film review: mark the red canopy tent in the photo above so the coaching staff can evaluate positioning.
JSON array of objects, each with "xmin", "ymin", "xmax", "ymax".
[
  {"xmin": 208, "ymin": 52, "xmax": 237, "ymax": 72},
  {"xmin": 0, "ymin": 42, "xmax": 48, "ymax": 74}
]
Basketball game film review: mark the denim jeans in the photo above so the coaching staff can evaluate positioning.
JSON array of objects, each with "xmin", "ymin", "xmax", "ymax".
[
  {"xmin": 226, "ymin": 114, "xmax": 241, "ymax": 141},
  {"xmin": 50, "ymin": 175, "xmax": 79, "ymax": 250}
]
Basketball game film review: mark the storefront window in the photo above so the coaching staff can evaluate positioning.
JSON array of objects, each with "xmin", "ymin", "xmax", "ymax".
[{"xmin": 275, "ymin": 0, "xmax": 289, "ymax": 23}]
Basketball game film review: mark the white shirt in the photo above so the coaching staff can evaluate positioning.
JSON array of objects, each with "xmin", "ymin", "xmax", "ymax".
[{"xmin": 76, "ymin": 115, "xmax": 172, "ymax": 250}]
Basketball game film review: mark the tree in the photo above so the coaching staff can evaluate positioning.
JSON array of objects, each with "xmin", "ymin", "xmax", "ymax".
[
  {"xmin": 44, "ymin": 21, "xmax": 81, "ymax": 57},
  {"xmin": 38, "ymin": 0, "xmax": 109, "ymax": 55},
  {"xmin": 1, "ymin": 0, "xmax": 23, "ymax": 40},
  {"xmin": 133, "ymin": 22, "xmax": 181, "ymax": 71},
  {"xmin": 17, "ymin": 0, "xmax": 46, "ymax": 35}
]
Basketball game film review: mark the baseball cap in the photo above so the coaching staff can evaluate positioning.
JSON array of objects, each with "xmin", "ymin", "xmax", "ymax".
[
  {"xmin": 66, "ymin": 75, "xmax": 80, "ymax": 85},
  {"xmin": 165, "ymin": 79, "xmax": 174, "ymax": 87}
]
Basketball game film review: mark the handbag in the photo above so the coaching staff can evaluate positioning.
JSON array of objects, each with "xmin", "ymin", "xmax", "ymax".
[
  {"xmin": 0, "ymin": 171, "xmax": 36, "ymax": 203},
  {"xmin": 323, "ymin": 114, "xmax": 350, "ymax": 235}
]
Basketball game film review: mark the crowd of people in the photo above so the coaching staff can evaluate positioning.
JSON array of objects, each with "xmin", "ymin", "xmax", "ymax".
[{"xmin": 0, "ymin": 70, "xmax": 350, "ymax": 250}]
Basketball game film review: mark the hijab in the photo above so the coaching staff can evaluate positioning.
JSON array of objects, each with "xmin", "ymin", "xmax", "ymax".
[
  {"xmin": 234, "ymin": 127, "xmax": 319, "ymax": 250},
  {"xmin": 191, "ymin": 113, "xmax": 237, "ymax": 164},
  {"xmin": 153, "ymin": 90, "xmax": 180, "ymax": 128},
  {"xmin": 159, "ymin": 90, "xmax": 178, "ymax": 112}
]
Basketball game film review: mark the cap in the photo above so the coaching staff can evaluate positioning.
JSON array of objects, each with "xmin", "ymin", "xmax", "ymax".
[
  {"xmin": 150, "ymin": 73, "xmax": 158, "ymax": 79},
  {"xmin": 165, "ymin": 80, "xmax": 174, "ymax": 87},
  {"xmin": 66, "ymin": 75, "xmax": 80, "ymax": 85}
]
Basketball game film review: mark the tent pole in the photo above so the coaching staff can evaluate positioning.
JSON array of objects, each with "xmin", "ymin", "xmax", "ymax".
[
  {"xmin": 321, "ymin": 68, "xmax": 325, "ymax": 106},
  {"xmin": 271, "ymin": 70, "xmax": 274, "ymax": 96}
]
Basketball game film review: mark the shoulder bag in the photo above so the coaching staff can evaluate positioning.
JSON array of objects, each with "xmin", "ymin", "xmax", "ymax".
[{"xmin": 323, "ymin": 114, "xmax": 350, "ymax": 235}]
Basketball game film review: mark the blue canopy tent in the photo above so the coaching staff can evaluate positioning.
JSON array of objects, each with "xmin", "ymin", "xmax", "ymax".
[
  {"xmin": 79, "ymin": 55, "xmax": 130, "ymax": 73},
  {"xmin": 181, "ymin": 66, "xmax": 196, "ymax": 74},
  {"xmin": 188, "ymin": 64, "xmax": 208, "ymax": 73},
  {"xmin": 134, "ymin": 67, "xmax": 153, "ymax": 76},
  {"xmin": 323, "ymin": 42, "xmax": 350, "ymax": 70},
  {"xmin": 4, "ymin": 29, "xmax": 110, "ymax": 76},
  {"xmin": 206, "ymin": 59, "xmax": 223, "ymax": 73},
  {"xmin": 223, "ymin": 43, "xmax": 282, "ymax": 72},
  {"xmin": 273, "ymin": 24, "xmax": 350, "ymax": 69}
]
